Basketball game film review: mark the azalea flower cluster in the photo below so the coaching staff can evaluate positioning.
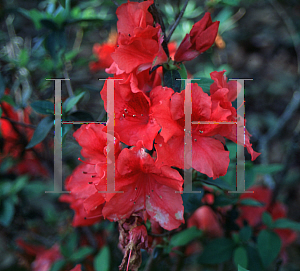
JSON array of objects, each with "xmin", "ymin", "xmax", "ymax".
[{"xmin": 61, "ymin": 0, "xmax": 260, "ymax": 269}]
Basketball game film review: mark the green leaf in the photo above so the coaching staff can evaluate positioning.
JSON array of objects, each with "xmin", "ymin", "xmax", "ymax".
[
  {"xmin": 198, "ymin": 238, "xmax": 235, "ymax": 264},
  {"xmin": 64, "ymin": 18, "xmax": 104, "ymax": 26},
  {"xmin": 182, "ymin": 189, "xmax": 204, "ymax": 213},
  {"xmin": 11, "ymin": 175, "xmax": 29, "ymax": 194},
  {"xmin": 0, "ymin": 199, "xmax": 15, "ymax": 227},
  {"xmin": 262, "ymin": 212, "xmax": 273, "ymax": 228},
  {"xmin": 63, "ymin": 92, "xmax": 85, "ymax": 113},
  {"xmin": 170, "ymin": 226, "xmax": 202, "ymax": 248},
  {"xmin": 257, "ymin": 230, "xmax": 281, "ymax": 267},
  {"xmin": 238, "ymin": 265, "xmax": 249, "ymax": 271},
  {"xmin": 197, "ymin": 78, "xmax": 214, "ymax": 93},
  {"xmin": 31, "ymin": 100, "xmax": 54, "ymax": 115},
  {"xmin": 273, "ymin": 218, "xmax": 300, "ymax": 231},
  {"xmin": 213, "ymin": 194, "xmax": 238, "ymax": 207},
  {"xmin": 253, "ymin": 164, "xmax": 284, "ymax": 175},
  {"xmin": 239, "ymin": 226, "xmax": 252, "ymax": 243},
  {"xmin": 246, "ymin": 245, "xmax": 264, "ymax": 271},
  {"xmin": 65, "ymin": 49, "xmax": 81, "ymax": 61},
  {"xmin": 203, "ymin": 177, "xmax": 235, "ymax": 191},
  {"xmin": 239, "ymin": 198, "xmax": 264, "ymax": 207},
  {"xmin": 233, "ymin": 246, "xmax": 248, "ymax": 269},
  {"xmin": 1, "ymin": 95, "xmax": 15, "ymax": 106},
  {"xmin": 0, "ymin": 107, "xmax": 2, "ymax": 117},
  {"xmin": 67, "ymin": 111, "xmax": 94, "ymax": 122},
  {"xmin": 58, "ymin": 0, "xmax": 66, "ymax": 8},
  {"xmin": 26, "ymin": 116, "xmax": 54, "ymax": 149},
  {"xmin": 19, "ymin": 49, "xmax": 29, "ymax": 66},
  {"xmin": 49, "ymin": 259, "xmax": 66, "ymax": 271},
  {"xmin": 45, "ymin": 30, "xmax": 66, "ymax": 61},
  {"xmin": 69, "ymin": 246, "xmax": 94, "ymax": 262},
  {"xmin": 0, "ymin": 72, "xmax": 5, "ymax": 99},
  {"xmin": 60, "ymin": 231, "xmax": 78, "ymax": 258},
  {"xmin": 94, "ymin": 246, "xmax": 110, "ymax": 271},
  {"xmin": 178, "ymin": 63, "xmax": 188, "ymax": 90},
  {"xmin": 62, "ymin": 123, "xmax": 72, "ymax": 144},
  {"xmin": 163, "ymin": 68, "xmax": 181, "ymax": 93},
  {"xmin": 40, "ymin": 19, "xmax": 59, "ymax": 30}
]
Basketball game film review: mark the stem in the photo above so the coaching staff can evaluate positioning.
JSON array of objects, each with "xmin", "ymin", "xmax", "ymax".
[
  {"xmin": 144, "ymin": 249, "xmax": 155, "ymax": 271},
  {"xmin": 148, "ymin": 2, "xmax": 169, "ymax": 57},
  {"xmin": 165, "ymin": 0, "xmax": 189, "ymax": 43}
]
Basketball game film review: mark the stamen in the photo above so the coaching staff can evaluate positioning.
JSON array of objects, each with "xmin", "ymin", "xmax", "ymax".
[
  {"xmin": 126, "ymin": 249, "xmax": 132, "ymax": 271},
  {"xmin": 78, "ymin": 158, "xmax": 94, "ymax": 165}
]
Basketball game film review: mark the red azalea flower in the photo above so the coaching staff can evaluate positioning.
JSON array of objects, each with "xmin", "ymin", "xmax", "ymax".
[
  {"xmin": 112, "ymin": 25, "xmax": 168, "ymax": 73},
  {"xmin": 209, "ymin": 71, "xmax": 261, "ymax": 161},
  {"xmin": 111, "ymin": 0, "xmax": 167, "ymax": 73},
  {"xmin": 101, "ymin": 80, "xmax": 162, "ymax": 150},
  {"xmin": 90, "ymin": 31, "xmax": 118, "ymax": 72},
  {"xmin": 153, "ymin": 83, "xmax": 231, "ymax": 179},
  {"xmin": 60, "ymin": 164, "xmax": 103, "ymax": 226},
  {"xmin": 60, "ymin": 123, "xmax": 123, "ymax": 224},
  {"xmin": 104, "ymin": 66, "xmax": 162, "ymax": 100},
  {"xmin": 116, "ymin": 0, "xmax": 154, "ymax": 36},
  {"xmin": 174, "ymin": 12, "xmax": 219, "ymax": 62},
  {"xmin": 168, "ymin": 41, "xmax": 177, "ymax": 60},
  {"xmin": 188, "ymin": 206, "xmax": 223, "ymax": 238},
  {"xmin": 99, "ymin": 141, "xmax": 184, "ymax": 231}
]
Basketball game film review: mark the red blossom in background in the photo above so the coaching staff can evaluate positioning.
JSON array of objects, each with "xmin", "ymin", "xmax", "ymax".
[
  {"xmin": 238, "ymin": 185, "xmax": 297, "ymax": 252},
  {"xmin": 0, "ymin": 97, "xmax": 49, "ymax": 177},
  {"xmin": 90, "ymin": 31, "xmax": 118, "ymax": 72},
  {"xmin": 188, "ymin": 205, "xmax": 223, "ymax": 238},
  {"xmin": 69, "ymin": 264, "xmax": 82, "ymax": 271},
  {"xmin": 17, "ymin": 241, "xmax": 62, "ymax": 271}
]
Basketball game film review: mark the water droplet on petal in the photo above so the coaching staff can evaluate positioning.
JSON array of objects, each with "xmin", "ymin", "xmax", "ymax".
[
  {"xmin": 159, "ymin": 144, "xmax": 162, "ymax": 147},
  {"xmin": 141, "ymin": 114, "xmax": 143, "ymax": 116}
]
